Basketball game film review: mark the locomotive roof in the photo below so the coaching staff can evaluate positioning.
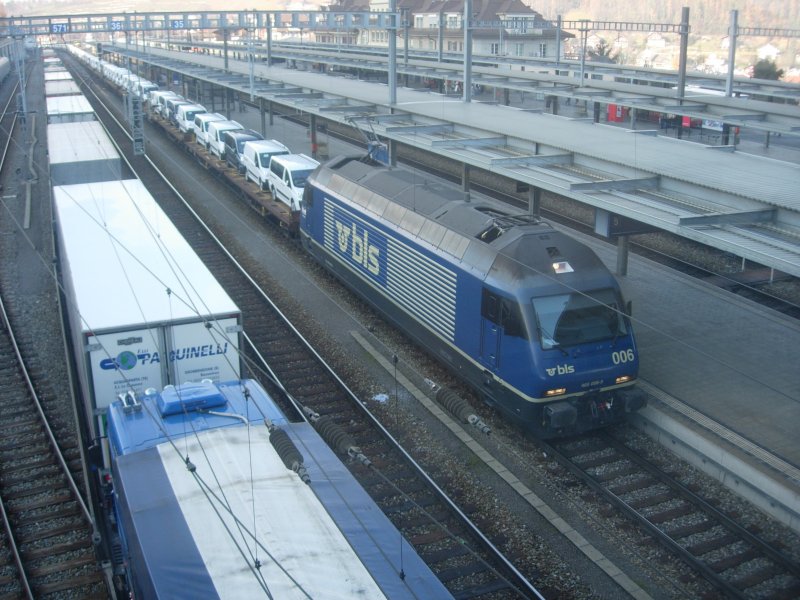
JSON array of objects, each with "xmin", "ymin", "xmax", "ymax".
[
  {"xmin": 313, "ymin": 156, "xmax": 615, "ymax": 286},
  {"xmin": 108, "ymin": 379, "xmax": 451, "ymax": 599},
  {"xmin": 323, "ymin": 157, "xmax": 548, "ymax": 238}
]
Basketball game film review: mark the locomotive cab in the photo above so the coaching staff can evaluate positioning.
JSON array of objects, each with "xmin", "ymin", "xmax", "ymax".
[{"xmin": 481, "ymin": 230, "xmax": 642, "ymax": 434}]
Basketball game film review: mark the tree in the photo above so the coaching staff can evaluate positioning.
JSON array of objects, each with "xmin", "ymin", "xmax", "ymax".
[
  {"xmin": 752, "ymin": 58, "xmax": 784, "ymax": 80},
  {"xmin": 588, "ymin": 39, "xmax": 618, "ymax": 63}
]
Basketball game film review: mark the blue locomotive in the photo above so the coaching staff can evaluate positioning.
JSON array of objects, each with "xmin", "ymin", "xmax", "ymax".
[
  {"xmin": 300, "ymin": 156, "xmax": 645, "ymax": 437},
  {"xmin": 105, "ymin": 379, "xmax": 451, "ymax": 598}
]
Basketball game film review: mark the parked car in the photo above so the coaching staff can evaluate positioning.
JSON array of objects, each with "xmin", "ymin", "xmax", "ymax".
[
  {"xmin": 164, "ymin": 97, "xmax": 192, "ymax": 125},
  {"xmin": 148, "ymin": 90, "xmax": 180, "ymax": 116},
  {"xmin": 175, "ymin": 104, "xmax": 207, "ymax": 133}
]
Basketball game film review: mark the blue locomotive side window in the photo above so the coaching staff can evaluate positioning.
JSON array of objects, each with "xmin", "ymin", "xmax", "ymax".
[
  {"xmin": 482, "ymin": 289, "xmax": 499, "ymax": 321},
  {"xmin": 303, "ymin": 184, "xmax": 313, "ymax": 207},
  {"xmin": 500, "ymin": 299, "xmax": 525, "ymax": 338},
  {"xmin": 481, "ymin": 289, "xmax": 527, "ymax": 339},
  {"xmin": 532, "ymin": 289, "xmax": 628, "ymax": 349}
]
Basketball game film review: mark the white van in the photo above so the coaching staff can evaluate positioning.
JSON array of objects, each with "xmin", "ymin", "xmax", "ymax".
[
  {"xmin": 267, "ymin": 154, "xmax": 319, "ymax": 210},
  {"xmin": 149, "ymin": 90, "xmax": 180, "ymax": 116},
  {"xmin": 136, "ymin": 81, "xmax": 158, "ymax": 100},
  {"xmin": 207, "ymin": 120, "xmax": 243, "ymax": 158},
  {"xmin": 175, "ymin": 104, "xmax": 206, "ymax": 133},
  {"xmin": 193, "ymin": 112, "xmax": 226, "ymax": 146},
  {"xmin": 241, "ymin": 139, "xmax": 290, "ymax": 190},
  {"xmin": 164, "ymin": 97, "xmax": 191, "ymax": 125}
]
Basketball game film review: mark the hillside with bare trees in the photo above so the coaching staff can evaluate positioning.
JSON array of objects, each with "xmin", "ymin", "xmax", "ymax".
[{"xmin": 527, "ymin": 0, "xmax": 797, "ymax": 35}]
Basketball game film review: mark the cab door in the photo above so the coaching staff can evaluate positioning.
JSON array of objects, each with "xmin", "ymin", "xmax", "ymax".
[
  {"xmin": 480, "ymin": 319, "xmax": 500, "ymax": 368},
  {"xmin": 479, "ymin": 289, "xmax": 501, "ymax": 369}
]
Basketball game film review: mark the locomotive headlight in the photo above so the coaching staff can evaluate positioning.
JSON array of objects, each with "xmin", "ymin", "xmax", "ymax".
[
  {"xmin": 552, "ymin": 261, "xmax": 574, "ymax": 274},
  {"xmin": 615, "ymin": 375, "xmax": 634, "ymax": 384},
  {"xmin": 545, "ymin": 387, "xmax": 567, "ymax": 397}
]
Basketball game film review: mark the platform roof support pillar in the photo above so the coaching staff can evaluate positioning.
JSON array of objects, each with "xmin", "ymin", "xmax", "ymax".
[
  {"xmin": 616, "ymin": 235, "xmax": 630, "ymax": 277},
  {"xmin": 529, "ymin": 187, "xmax": 541, "ymax": 218},
  {"xmin": 725, "ymin": 10, "xmax": 738, "ymax": 98},
  {"xmin": 677, "ymin": 6, "xmax": 690, "ymax": 99},
  {"xmin": 259, "ymin": 97, "xmax": 266, "ymax": 137},
  {"xmin": 310, "ymin": 114, "xmax": 318, "ymax": 159},
  {"xmin": 437, "ymin": 12, "xmax": 444, "ymax": 63},
  {"xmin": 267, "ymin": 17, "xmax": 273, "ymax": 67},
  {"xmin": 223, "ymin": 27, "xmax": 229, "ymax": 73},
  {"xmin": 402, "ymin": 9, "xmax": 410, "ymax": 86},
  {"xmin": 462, "ymin": 0, "xmax": 472, "ymax": 103},
  {"xmin": 388, "ymin": 0, "xmax": 397, "ymax": 105}
]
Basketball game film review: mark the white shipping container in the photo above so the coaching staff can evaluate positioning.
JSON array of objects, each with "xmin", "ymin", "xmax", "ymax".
[
  {"xmin": 45, "ymin": 80, "xmax": 82, "ymax": 97},
  {"xmin": 53, "ymin": 179, "xmax": 242, "ymax": 440},
  {"xmin": 46, "ymin": 94, "xmax": 95, "ymax": 123},
  {"xmin": 48, "ymin": 121, "xmax": 122, "ymax": 185},
  {"xmin": 44, "ymin": 70, "xmax": 73, "ymax": 81}
]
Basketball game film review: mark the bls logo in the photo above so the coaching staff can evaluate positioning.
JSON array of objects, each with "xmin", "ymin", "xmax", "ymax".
[
  {"xmin": 335, "ymin": 221, "xmax": 380, "ymax": 275},
  {"xmin": 546, "ymin": 364, "xmax": 575, "ymax": 376}
]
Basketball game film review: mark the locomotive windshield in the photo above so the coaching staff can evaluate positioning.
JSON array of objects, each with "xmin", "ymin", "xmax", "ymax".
[{"xmin": 532, "ymin": 289, "xmax": 628, "ymax": 349}]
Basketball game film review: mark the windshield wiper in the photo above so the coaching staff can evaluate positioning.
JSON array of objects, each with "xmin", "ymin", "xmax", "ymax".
[{"xmin": 539, "ymin": 325, "xmax": 569, "ymax": 356}]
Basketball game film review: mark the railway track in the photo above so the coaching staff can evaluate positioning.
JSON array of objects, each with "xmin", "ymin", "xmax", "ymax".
[
  {"xmin": 543, "ymin": 431, "xmax": 800, "ymax": 599},
  {"xmin": 0, "ymin": 53, "xmax": 109, "ymax": 600},
  {"xmin": 67, "ymin": 53, "xmax": 543, "ymax": 599},
  {"xmin": 0, "ymin": 77, "xmax": 18, "ymax": 169},
  {"xmin": 0, "ymin": 291, "xmax": 107, "ymax": 599}
]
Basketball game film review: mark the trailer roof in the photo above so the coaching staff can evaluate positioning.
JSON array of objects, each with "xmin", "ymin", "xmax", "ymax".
[
  {"xmin": 53, "ymin": 179, "xmax": 239, "ymax": 332},
  {"xmin": 47, "ymin": 121, "xmax": 118, "ymax": 165},
  {"xmin": 45, "ymin": 80, "xmax": 81, "ymax": 96},
  {"xmin": 44, "ymin": 70, "xmax": 72, "ymax": 81},
  {"xmin": 46, "ymin": 94, "xmax": 94, "ymax": 117}
]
